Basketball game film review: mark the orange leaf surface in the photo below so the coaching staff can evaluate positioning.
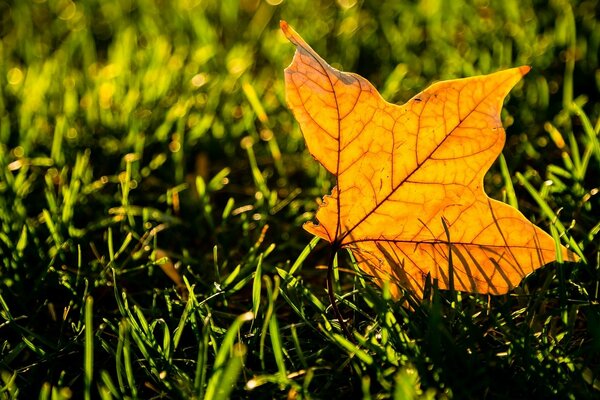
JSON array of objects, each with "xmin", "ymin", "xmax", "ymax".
[{"xmin": 281, "ymin": 21, "xmax": 578, "ymax": 299}]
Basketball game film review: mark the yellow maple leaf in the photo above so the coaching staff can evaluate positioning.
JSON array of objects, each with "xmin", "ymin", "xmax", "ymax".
[{"xmin": 281, "ymin": 21, "xmax": 578, "ymax": 299}]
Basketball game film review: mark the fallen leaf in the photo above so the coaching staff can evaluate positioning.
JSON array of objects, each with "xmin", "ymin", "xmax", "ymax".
[{"xmin": 281, "ymin": 21, "xmax": 578, "ymax": 299}]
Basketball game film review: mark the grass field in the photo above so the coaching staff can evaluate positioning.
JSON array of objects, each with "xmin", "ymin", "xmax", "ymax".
[{"xmin": 1, "ymin": 0, "xmax": 599, "ymax": 398}]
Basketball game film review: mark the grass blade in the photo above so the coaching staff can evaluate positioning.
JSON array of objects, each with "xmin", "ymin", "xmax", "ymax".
[
  {"xmin": 84, "ymin": 296, "xmax": 94, "ymax": 400},
  {"xmin": 204, "ymin": 311, "xmax": 254, "ymax": 400}
]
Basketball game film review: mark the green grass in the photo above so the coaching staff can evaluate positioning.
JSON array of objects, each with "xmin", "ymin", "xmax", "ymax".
[{"xmin": 1, "ymin": 0, "xmax": 599, "ymax": 398}]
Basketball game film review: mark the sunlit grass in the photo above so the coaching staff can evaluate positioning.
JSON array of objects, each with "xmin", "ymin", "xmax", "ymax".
[{"xmin": 0, "ymin": 0, "xmax": 599, "ymax": 398}]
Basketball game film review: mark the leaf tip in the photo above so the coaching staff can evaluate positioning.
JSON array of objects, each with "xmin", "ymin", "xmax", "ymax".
[
  {"xmin": 518, "ymin": 65, "xmax": 531, "ymax": 76},
  {"xmin": 280, "ymin": 20, "xmax": 295, "ymax": 42},
  {"xmin": 280, "ymin": 20, "xmax": 308, "ymax": 50},
  {"xmin": 303, "ymin": 221, "xmax": 332, "ymax": 243},
  {"xmin": 279, "ymin": 19, "xmax": 289, "ymax": 32}
]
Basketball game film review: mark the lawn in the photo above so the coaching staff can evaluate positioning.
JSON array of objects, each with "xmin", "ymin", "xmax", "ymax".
[{"xmin": 1, "ymin": 0, "xmax": 599, "ymax": 398}]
